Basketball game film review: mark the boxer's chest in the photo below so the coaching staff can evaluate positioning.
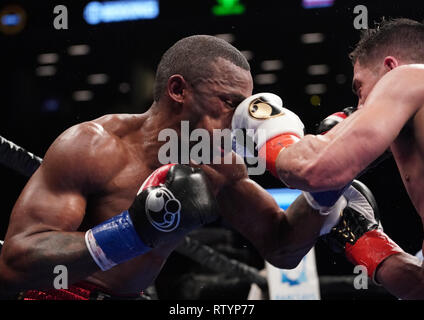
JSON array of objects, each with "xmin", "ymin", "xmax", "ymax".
[
  {"xmin": 391, "ymin": 116, "xmax": 424, "ymax": 220},
  {"xmin": 79, "ymin": 147, "xmax": 245, "ymax": 231},
  {"xmin": 80, "ymin": 156, "xmax": 154, "ymax": 229}
]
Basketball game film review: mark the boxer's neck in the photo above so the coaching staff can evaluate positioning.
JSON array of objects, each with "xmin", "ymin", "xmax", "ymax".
[
  {"xmin": 135, "ymin": 100, "xmax": 203, "ymax": 169},
  {"xmin": 145, "ymin": 99, "xmax": 203, "ymax": 134}
]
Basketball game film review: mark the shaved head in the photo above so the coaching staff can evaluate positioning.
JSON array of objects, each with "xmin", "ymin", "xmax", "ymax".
[{"xmin": 153, "ymin": 35, "xmax": 250, "ymax": 101}]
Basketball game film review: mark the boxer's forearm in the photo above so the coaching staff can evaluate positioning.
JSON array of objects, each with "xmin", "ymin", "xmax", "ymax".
[
  {"xmin": 0, "ymin": 231, "xmax": 99, "ymax": 294},
  {"xmin": 217, "ymin": 179, "xmax": 326, "ymax": 269},
  {"xmin": 266, "ymin": 195, "xmax": 326, "ymax": 269},
  {"xmin": 276, "ymin": 134, "xmax": 357, "ymax": 192},
  {"xmin": 275, "ymin": 103, "xmax": 399, "ymax": 192},
  {"xmin": 375, "ymin": 252, "xmax": 424, "ymax": 299}
]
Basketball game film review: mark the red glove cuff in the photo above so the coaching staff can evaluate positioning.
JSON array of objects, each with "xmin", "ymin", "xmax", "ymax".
[
  {"xmin": 345, "ymin": 229, "xmax": 403, "ymax": 280},
  {"xmin": 258, "ymin": 133, "xmax": 300, "ymax": 177},
  {"xmin": 139, "ymin": 164, "xmax": 176, "ymax": 191},
  {"xmin": 319, "ymin": 111, "xmax": 348, "ymax": 135}
]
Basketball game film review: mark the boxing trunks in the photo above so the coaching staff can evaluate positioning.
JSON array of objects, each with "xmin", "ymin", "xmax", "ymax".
[{"xmin": 18, "ymin": 281, "xmax": 145, "ymax": 300}]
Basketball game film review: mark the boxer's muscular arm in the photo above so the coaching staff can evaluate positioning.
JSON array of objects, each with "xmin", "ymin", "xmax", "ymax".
[
  {"xmin": 375, "ymin": 252, "xmax": 424, "ymax": 299},
  {"xmin": 217, "ymin": 173, "xmax": 327, "ymax": 269},
  {"xmin": 0, "ymin": 122, "xmax": 124, "ymax": 294},
  {"xmin": 277, "ymin": 65, "xmax": 424, "ymax": 191}
]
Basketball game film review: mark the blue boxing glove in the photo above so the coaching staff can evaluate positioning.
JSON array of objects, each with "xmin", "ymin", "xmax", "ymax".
[{"xmin": 85, "ymin": 164, "xmax": 219, "ymax": 271}]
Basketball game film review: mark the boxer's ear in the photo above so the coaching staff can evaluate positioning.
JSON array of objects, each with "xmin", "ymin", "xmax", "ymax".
[
  {"xmin": 167, "ymin": 74, "xmax": 188, "ymax": 103},
  {"xmin": 383, "ymin": 56, "xmax": 399, "ymax": 71}
]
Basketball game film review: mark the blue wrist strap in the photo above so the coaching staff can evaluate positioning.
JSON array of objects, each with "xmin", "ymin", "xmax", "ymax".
[
  {"xmin": 85, "ymin": 210, "xmax": 151, "ymax": 271},
  {"xmin": 310, "ymin": 182, "xmax": 352, "ymax": 207}
]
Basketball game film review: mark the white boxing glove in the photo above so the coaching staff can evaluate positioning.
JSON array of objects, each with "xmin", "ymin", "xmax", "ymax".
[
  {"xmin": 231, "ymin": 93, "xmax": 304, "ymax": 176},
  {"xmin": 317, "ymin": 180, "xmax": 380, "ymax": 236}
]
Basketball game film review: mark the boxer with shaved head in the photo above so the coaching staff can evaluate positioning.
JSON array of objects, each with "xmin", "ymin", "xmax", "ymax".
[{"xmin": 0, "ymin": 35, "xmax": 368, "ymax": 299}]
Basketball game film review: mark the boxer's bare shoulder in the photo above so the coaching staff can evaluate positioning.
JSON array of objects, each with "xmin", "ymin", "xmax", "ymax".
[
  {"xmin": 378, "ymin": 64, "xmax": 424, "ymax": 104},
  {"xmin": 43, "ymin": 120, "xmax": 129, "ymax": 192},
  {"xmin": 93, "ymin": 113, "xmax": 146, "ymax": 137},
  {"xmin": 45, "ymin": 117, "xmax": 156, "ymax": 222},
  {"xmin": 5, "ymin": 121, "xmax": 129, "ymax": 235}
]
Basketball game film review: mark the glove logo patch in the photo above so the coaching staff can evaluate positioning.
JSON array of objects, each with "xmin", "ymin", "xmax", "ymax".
[
  {"xmin": 145, "ymin": 187, "xmax": 181, "ymax": 232},
  {"xmin": 248, "ymin": 97, "xmax": 284, "ymax": 119}
]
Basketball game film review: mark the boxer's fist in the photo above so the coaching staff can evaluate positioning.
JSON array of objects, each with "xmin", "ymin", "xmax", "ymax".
[
  {"xmin": 318, "ymin": 180, "xmax": 378, "ymax": 236},
  {"xmin": 316, "ymin": 106, "xmax": 357, "ymax": 135},
  {"xmin": 85, "ymin": 164, "xmax": 219, "ymax": 271},
  {"xmin": 321, "ymin": 180, "xmax": 403, "ymax": 281},
  {"xmin": 231, "ymin": 93, "xmax": 304, "ymax": 176},
  {"xmin": 130, "ymin": 164, "xmax": 219, "ymax": 247}
]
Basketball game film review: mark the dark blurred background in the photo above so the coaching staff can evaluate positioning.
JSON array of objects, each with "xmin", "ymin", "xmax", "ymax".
[{"xmin": 0, "ymin": 0, "xmax": 423, "ymax": 300}]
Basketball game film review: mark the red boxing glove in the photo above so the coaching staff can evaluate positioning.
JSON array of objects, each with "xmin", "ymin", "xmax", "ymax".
[
  {"xmin": 345, "ymin": 229, "xmax": 403, "ymax": 280},
  {"xmin": 316, "ymin": 106, "xmax": 356, "ymax": 135}
]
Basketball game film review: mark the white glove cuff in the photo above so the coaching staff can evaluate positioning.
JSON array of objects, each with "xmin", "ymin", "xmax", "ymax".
[
  {"xmin": 302, "ymin": 191, "xmax": 331, "ymax": 214},
  {"xmin": 302, "ymin": 191, "xmax": 347, "ymax": 235},
  {"xmin": 318, "ymin": 196, "xmax": 347, "ymax": 236}
]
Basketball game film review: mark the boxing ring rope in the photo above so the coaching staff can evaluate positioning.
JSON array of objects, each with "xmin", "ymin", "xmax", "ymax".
[
  {"xmin": 176, "ymin": 235, "xmax": 268, "ymax": 290},
  {"xmin": 0, "ymin": 134, "xmax": 393, "ymax": 299},
  {"xmin": 0, "ymin": 135, "xmax": 43, "ymax": 177}
]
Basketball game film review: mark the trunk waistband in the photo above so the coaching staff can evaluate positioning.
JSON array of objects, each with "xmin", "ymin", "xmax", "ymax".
[{"xmin": 20, "ymin": 281, "xmax": 145, "ymax": 300}]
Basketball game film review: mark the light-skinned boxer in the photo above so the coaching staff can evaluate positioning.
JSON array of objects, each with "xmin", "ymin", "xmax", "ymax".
[{"xmin": 233, "ymin": 18, "xmax": 424, "ymax": 299}]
